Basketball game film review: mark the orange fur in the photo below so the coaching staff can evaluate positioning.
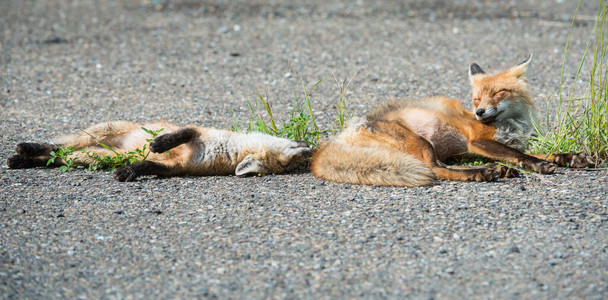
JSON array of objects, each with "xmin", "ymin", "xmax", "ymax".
[{"xmin": 312, "ymin": 56, "xmax": 591, "ymax": 187}]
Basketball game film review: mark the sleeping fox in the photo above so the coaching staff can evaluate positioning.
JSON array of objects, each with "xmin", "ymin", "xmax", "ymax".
[
  {"xmin": 7, "ymin": 121, "xmax": 311, "ymax": 181},
  {"xmin": 311, "ymin": 55, "xmax": 593, "ymax": 186}
]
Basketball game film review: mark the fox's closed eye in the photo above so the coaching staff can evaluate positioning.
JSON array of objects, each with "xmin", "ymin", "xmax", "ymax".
[{"xmin": 493, "ymin": 89, "xmax": 510, "ymax": 97}]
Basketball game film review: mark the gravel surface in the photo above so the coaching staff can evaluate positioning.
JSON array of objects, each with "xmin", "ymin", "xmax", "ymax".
[{"xmin": 1, "ymin": 0, "xmax": 607, "ymax": 298}]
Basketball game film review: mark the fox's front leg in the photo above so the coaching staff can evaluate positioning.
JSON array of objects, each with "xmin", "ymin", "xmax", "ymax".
[
  {"xmin": 150, "ymin": 127, "xmax": 199, "ymax": 153},
  {"xmin": 468, "ymin": 139, "xmax": 557, "ymax": 174},
  {"xmin": 114, "ymin": 161, "xmax": 174, "ymax": 182},
  {"xmin": 528, "ymin": 153, "xmax": 594, "ymax": 168}
]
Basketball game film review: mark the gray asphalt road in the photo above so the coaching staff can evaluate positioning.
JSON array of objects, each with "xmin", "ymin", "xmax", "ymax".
[{"xmin": 1, "ymin": 0, "xmax": 607, "ymax": 298}]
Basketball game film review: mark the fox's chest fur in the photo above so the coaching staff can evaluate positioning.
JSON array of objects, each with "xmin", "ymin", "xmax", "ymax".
[
  {"xmin": 184, "ymin": 131, "xmax": 287, "ymax": 175},
  {"xmin": 185, "ymin": 129, "xmax": 242, "ymax": 174},
  {"xmin": 491, "ymin": 102, "xmax": 535, "ymax": 151}
]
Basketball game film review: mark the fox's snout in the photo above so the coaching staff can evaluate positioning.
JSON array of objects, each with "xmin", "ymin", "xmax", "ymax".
[
  {"xmin": 474, "ymin": 103, "xmax": 501, "ymax": 123},
  {"xmin": 294, "ymin": 141, "xmax": 312, "ymax": 158},
  {"xmin": 301, "ymin": 148, "xmax": 312, "ymax": 158}
]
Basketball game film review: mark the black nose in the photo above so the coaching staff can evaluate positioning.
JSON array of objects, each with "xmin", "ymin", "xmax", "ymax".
[
  {"xmin": 476, "ymin": 108, "xmax": 485, "ymax": 117},
  {"xmin": 301, "ymin": 148, "xmax": 312, "ymax": 158},
  {"xmin": 296, "ymin": 141, "xmax": 309, "ymax": 148}
]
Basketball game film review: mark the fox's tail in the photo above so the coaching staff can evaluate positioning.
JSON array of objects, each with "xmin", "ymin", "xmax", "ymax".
[{"xmin": 311, "ymin": 142, "xmax": 434, "ymax": 187}]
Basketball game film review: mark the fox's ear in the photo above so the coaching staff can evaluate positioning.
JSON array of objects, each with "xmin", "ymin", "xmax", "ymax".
[
  {"xmin": 509, "ymin": 54, "xmax": 532, "ymax": 78},
  {"xmin": 516, "ymin": 54, "xmax": 533, "ymax": 67},
  {"xmin": 235, "ymin": 155, "xmax": 266, "ymax": 176},
  {"xmin": 469, "ymin": 63, "xmax": 485, "ymax": 76}
]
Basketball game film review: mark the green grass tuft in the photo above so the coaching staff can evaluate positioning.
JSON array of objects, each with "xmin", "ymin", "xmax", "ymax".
[
  {"xmin": 234, "ymin": 76, "xmax": 353, "ymax": 148},
  {"xmin": 331, "ymin": 72, "xmax": 356, "ymax": 133},
  {"xmin": 242, "ymin": 79, "xmax": 325, "ymax": 147},
  {"xmin": 531, "ymin": 0, "xmax": 608, "ymax": 167}
]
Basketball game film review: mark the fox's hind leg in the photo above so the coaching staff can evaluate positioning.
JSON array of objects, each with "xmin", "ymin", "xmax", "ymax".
[
  {"xmin": 149, "ymin": 127, "xmax": 199, "ymax": 153},
  {"xmin": 442, "ymin": 163, "xmax": 519, "ymax": 179},
  {"xmin": 371, "ymin": 120, "xmax": 502, "ymax": 182},
  {"xmin": 15, "ymin": 142, "xmax": 59, "ymax": 157},
  {"xmin": 63, "ymin": 147, "xmax": 120, "ymax": 167},
  {"xmin": 55, "ymin": 121, "xmax": 141, "ymax": 150},
  {"xmin": 7, "ymin": 154, "xmax": 59, "ymax": 169},
  {"xmin": 7, "ymin": 143, "xmax": 61, "ymax": 169},
  {"xmin": 431, "ymin": 164, "xmax": 502, "ymax": 182}
]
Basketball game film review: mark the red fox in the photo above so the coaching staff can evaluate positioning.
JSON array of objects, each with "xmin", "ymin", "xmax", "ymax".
[
  {"xmin": 311, "ymin": 55, "xmax": 593, "ymax": 186},
  {"xmin": 7, "ymin": 121, "xmax": 311, "ymax": 181}
]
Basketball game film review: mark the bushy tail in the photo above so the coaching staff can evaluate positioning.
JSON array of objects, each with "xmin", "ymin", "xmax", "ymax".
[{"xmin": 311, "ymin": 142, "xmax": 434, "ymax": 187}]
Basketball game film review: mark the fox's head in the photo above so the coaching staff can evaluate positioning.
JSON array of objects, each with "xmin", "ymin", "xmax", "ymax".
[
  {"xmin": 235, "ymin": 135, "xmax": 311, "ymax": 176},
  {"xmin": 468, "ymin": 55, "xmax": 534, "ymax": 124}
]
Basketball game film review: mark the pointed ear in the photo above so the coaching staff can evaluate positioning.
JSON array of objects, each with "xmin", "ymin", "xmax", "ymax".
[
  {"xmin": 469, "ymin": 63, "xmax": 485, "ymax": 77},
  {"xmin": 509, "ymin": 54, "xmax": 532, "ymax": 78},
  {"xmin": 235, "ymin": 155, "xmax": 266, "ymax": 176}
]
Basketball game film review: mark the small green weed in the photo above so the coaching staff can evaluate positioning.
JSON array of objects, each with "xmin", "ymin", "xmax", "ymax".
[
  {"xmin": 531, "ymin": 0, "xmax": 608, "ymax": 167},
  {"xmin": 48, "ymin": 127, "xmax": 165, "ymax": 171},
  {"xmin": 446, "ymin": 155, "xmax": 490, "ymax": 167},
  {"xmin": 234, "ymin": 74, "xmax": 354, "ymax": 147},
  {"xmin": 47, "ymin": 146, "xmax": 76, "ymax": 172},
  {"xmin": 332, "ymin": 72, "xmax": 356, "ymax": 133},
  {"xmin": 234, "ymin": 79, "xmax": 326, "ymax": 147}
]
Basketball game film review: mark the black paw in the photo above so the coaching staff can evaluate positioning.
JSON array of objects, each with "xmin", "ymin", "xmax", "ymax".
[
  {"xmin": 149, "ymin": 135, "xmax": 173, "ymax": 153},
  {"xmin": 288, "ymin": 141, "xmax": 312, "ymax": 159},
  {"xmin": 114, "ymin": 166, "xmax": 138, "ymax": 182},
  {"xmin": 475, "ymin": 168, "xmax": 501, "ymax": 182},
  {"xmin": 503, "ymin": 166, "xmax": 520, "ymax": 178},
  {"xmin": 16, "ymin": 143, "xmax": 50, "ymax": 157},
  {"xmin": 554, "ymin": 153, "xmax": 595, "ymax": 168},
  {"xmin": 299, "ymin": 147, "xmax": 312, "ymax": 158},
  {"xmin": 7, "ymin": 155, "xmax": 31, "ymax": 169},
  {"xmin": 489, "ymin": 164, "xmax": 520, "ymax": 178},
  {"xmin": 523, "ymin": 160, "xmax": 557, "ymax": 174}
]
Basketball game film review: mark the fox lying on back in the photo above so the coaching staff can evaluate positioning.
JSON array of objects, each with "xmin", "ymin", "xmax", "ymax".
[
  {"xmin": 8, "ymin": 121, "xmax": 311, "ymax": 181},
  {"xmin": 312, "ymin": 55, "xmax": 593, "ymax": 186}
]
